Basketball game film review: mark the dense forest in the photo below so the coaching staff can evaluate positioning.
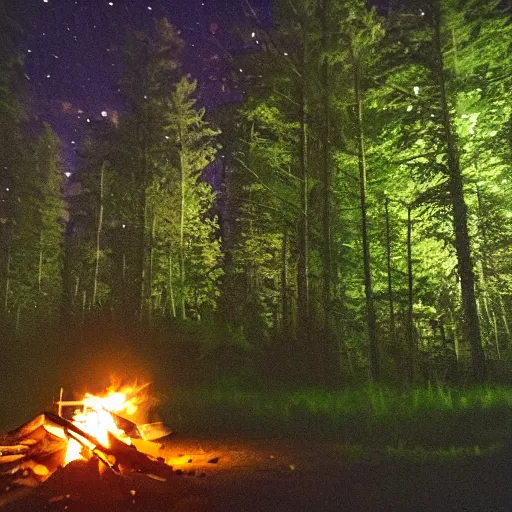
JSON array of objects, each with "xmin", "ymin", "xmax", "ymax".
[{"xmin": 1, "ymin": 0, "xmax": 511, "ymax": 389}]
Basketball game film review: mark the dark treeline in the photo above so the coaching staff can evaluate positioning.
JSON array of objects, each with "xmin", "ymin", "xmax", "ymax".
[{"xmin": 1, "ymin": 0, "xmax": 512, "ymax": 389}]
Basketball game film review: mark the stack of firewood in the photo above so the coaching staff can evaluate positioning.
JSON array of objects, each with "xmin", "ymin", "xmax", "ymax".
[{"xmin": 0, "ymin": 412, "xmax": 176, "ymax": 506}]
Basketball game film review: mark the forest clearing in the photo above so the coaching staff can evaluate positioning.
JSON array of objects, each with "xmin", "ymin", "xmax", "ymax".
[{"xmin": 1, "ymin": 0, "xmax": 512, "ymax": 509}]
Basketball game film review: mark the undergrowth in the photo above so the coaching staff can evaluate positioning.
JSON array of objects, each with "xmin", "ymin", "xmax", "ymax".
[{"xmin": 160, "ymin": 385, "xmax": 512, "ymax": 457}]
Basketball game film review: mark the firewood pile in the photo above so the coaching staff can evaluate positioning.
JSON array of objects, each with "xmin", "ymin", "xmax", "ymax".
[
  {"xmin": 0, "ymin": 413, "xmax": 66, "ymax": 493},
  {"xmin": 0, "ymin": 388, "xmax": 209, "ymax": 511}
]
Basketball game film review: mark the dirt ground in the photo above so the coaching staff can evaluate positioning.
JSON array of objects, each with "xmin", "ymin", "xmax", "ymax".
[{"xmin": 2, "ymin": 435, "xmax": 512, "ymax": 511}]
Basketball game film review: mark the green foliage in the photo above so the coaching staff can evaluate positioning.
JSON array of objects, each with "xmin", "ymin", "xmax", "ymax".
[
  {"xmin": 0, "ymin": 0, "xmax": 25, "ymax": 320},
  {"xmin": 151, "ymin": 75, "xmax": 223, "ymax": 318},
  {"xmin": 221, "ymin": 0, "xmax": 512, "ymax": 383},
  {"xmin": 67, "ymin": 23, "xmax": 223, "ymax": 323},
  {"xmin": 381, "ymin": 0, "xmax": 512, "ymax": 368},
  {"xmin": 160, "ymin": 384, "xmax": 512, "ymax": 452},
  {"xmin": 8, "ymin": 125, "xmax": 64, "ymax": 324},
  {"xmin": 2, "ymin": 2, "xmax": 512, "ymax": 388}
]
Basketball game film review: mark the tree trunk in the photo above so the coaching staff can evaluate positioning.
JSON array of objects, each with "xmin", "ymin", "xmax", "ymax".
[
  {"xmin": 491, "ymin": 309, "xmax": 500, "ymax": 359},
  {"xmin": 122, "ymin": 252, "xmax": 126, "ymax": 301},
  {"xmin": 384, "ymin": 197, "xmax": 396, "ymax": 344},
  {"xmin": 320, "ymin": 0, "xmax": 341, "ymax": 386},
  {"xmin": 38, "ymin": 232, "xmax": 43, "ymax": 299},
  {"xmin": 432, "ymin": 2, "xmax": 486, "ymax": 381},
  {"xmin": 4, "ymin": 242, "xmax": 10, "ymax": 313},
  {"xmin": 147, "ymin": 211, "xmax": 155, "ymax": 322},
  {"xmin": 246, "ymin": 123, "xmax": 258, "ymax": 303},
  {"xmin": 499, "ymin": 295, "xmax": 510, "ymax": 346},
  {"xmin": 280, "ymin": 228, "xmax": 290, "ymax": 335},
  {"xmin": 353, "ymin": 52, "xmax": 379, "ymax": 382},
  {"xmin": 15, "ymin": 305, "xmax": 21, "ymax": 338},
  {"xmin": 178, "ymin": 122, "xmax": 187, "ymax": 320},
  {"xmin": 449, "ymin": 305, "xmax": 460, "ymax": 362},
  {"xmin": 0, "ymin": 225, "xmax": 7, "ymax": 314},
  {"xmin": 439, "ymin": 319, "xmax": 447, "ymax": 345},
  {"xmin": 168, "ymin": 250, "xmax": 176, "ymax": 318},
  {"xmin": 320, "ymin": 0, "xmax": 332, "ymax": 336},
  {"xmin": 73, "ymin": 276, "xmax": 80, "ymax": 307},
  {"xmin": 81, "ymin": 290, "xmax": 86, "ymax": 324},
  {"xmin": 92, "ymin": 162, "xmax": 105, "ymax": 308},
  {"xmin": 297, "ymin": 32, "xmax": 310, "ymax": 354},
  {"xmin": 406, "ymin": 204, "xmax": 415, "ymax": 383},
  {"xmin": 60, "ymin": 232, "xmax": 72, "ymax": 323},
  {"xmin": 131, "ymin": 122, "xmax": 148, "ymax": 322}
]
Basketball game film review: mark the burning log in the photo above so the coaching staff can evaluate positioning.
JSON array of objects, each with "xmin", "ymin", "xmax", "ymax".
[
  {"xmin": 0, "ymin": 414, "xmax": 67, "ymax": 474},
  {"xmin": 0, "ymin": 454, "xmax": 27, "ymax": 465},
  {"xmin": 0, "ymin": 444, "xmax": 31, "ymax": 455},
  {"xmin": 0, "ymin": 382, "xmax": 217, "ymax": 512},
  {"xmin": 2, "ymin": 414, "xmax": 46, "ymax": 442},
  {"xmin": 0, "ymin": 384, "xmax": 213, "ymax": 512},
  {"xmin": 43, "ymin": 412, "xmax": 174, "ymax": 480},
  {"xmin": 1, "ymin": 383, "xmax": 175, "ymax": 498}
]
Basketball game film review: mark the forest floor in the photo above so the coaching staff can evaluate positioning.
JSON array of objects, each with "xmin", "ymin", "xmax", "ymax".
[{"xmin": 2, "ymin": 434, "xmax": 512, "ymax": 512}]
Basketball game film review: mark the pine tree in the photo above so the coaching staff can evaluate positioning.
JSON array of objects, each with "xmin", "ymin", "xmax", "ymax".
[
  {"xmin": 327, "ymin": 0, "xmax": 385, "ymax": 381},
  {"xmin": 154, "ymin": 75, "xmax": 222, "ymax": 320},
  {"xmin": 380, "ymin": 0, "xmax": 512, "ymax": 380},
  {"xmin": 448, "ymin": 0, "xmax": 512, "ymax": 361},
  {"xmin": 67, "ymin": 20, "xmax": 223, "ymax": 325},
  {"xmin": 8, "ymin": 125, "xmax": 64, "ymax": 329},
  {"xmin": 65, "ymin": 116, "xmax": 119, "ymax": 318},
  {"xmin": 0, "ymin": 0, "xmax": 25, "ymax": 320},
  {"xmin": 228, "ymin": 0, "xmax": 348, "ymax": 381},
  {"xmin": 118, "ymin": 18, "xmax": 185, "ymax": 320}
]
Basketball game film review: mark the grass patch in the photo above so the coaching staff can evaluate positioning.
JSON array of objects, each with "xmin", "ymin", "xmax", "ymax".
[
  {"xmin": 385, "ymin": 442, "xmax": 503, "ymax": 461},
  {"xmin": 159, "ymin": 385, "xmax": 512, "ymax": 458}
]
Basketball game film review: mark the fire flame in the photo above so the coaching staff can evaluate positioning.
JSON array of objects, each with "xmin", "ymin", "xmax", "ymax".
[{"xmin": 64, "ymin": 384, "xmax": 148, "ymax": 465}]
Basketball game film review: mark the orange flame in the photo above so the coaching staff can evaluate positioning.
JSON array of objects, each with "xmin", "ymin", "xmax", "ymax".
[{"xmin": 64, "ymin": 383, "xmax": 149, "ymax": 465}]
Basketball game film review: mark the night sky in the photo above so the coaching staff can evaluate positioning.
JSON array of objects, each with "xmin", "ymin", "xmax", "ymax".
[{"xmin": 20, "ymin": 0, "xmax": 271, "ymax": 173}]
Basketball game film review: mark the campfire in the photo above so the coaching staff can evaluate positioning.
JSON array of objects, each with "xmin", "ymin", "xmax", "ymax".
[
  {"xmin": 56, "ymin": 382, "xmax": 162, "ymax": 466},
  {"xmin": 0, "ymin": 382, "xmax": 175, "ymax": 496}
]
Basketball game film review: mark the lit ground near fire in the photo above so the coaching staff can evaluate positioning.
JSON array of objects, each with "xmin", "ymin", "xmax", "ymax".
[{"xmin": 3, "ymin": 435, "xmax": 512, "ymax": 511}]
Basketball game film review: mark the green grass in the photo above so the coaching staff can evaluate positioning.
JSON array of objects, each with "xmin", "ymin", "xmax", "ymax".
[
  {"xmin": 159, "ymin": 385, "xmax": 512, "ymax": 458},
  {"xmin": 385, "ymin": 442, "xmax": 503, "ymax": 461}
]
